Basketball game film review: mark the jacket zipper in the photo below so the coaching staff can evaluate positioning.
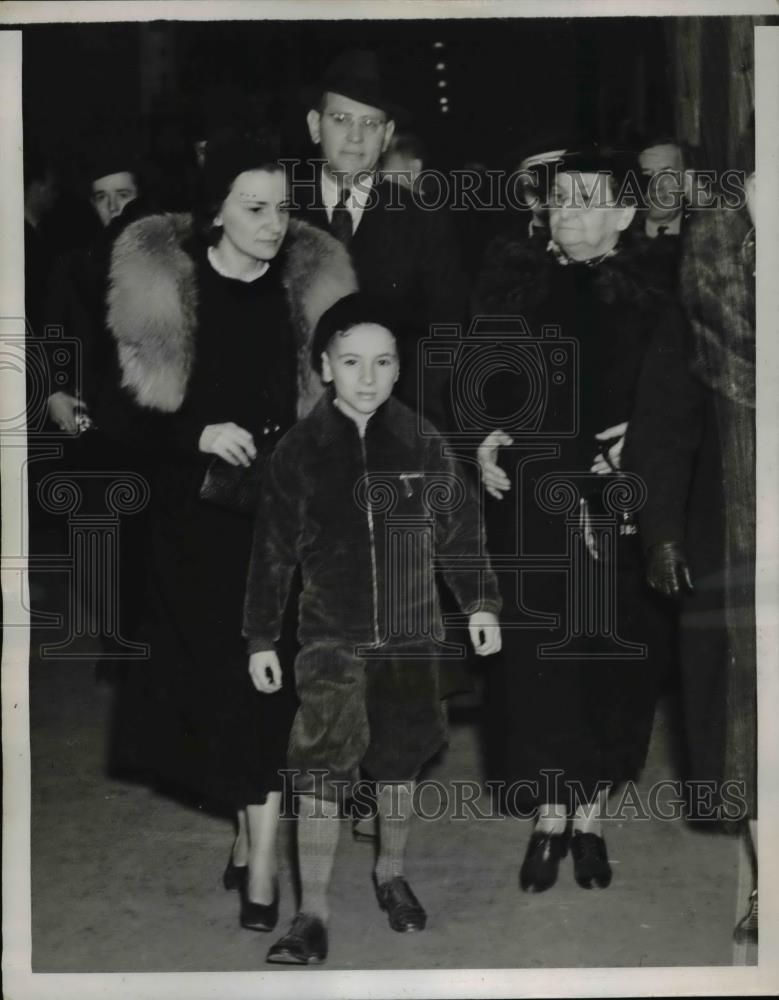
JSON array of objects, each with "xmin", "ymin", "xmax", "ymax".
[{"xmin": 360, "ymin": 432, "xmax": 381, "ymax": 647}]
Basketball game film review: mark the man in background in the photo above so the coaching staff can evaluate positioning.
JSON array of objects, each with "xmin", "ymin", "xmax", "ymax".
[{"xmin": 294, "ymin": 48, "xmax": 467, "ymax": 428}]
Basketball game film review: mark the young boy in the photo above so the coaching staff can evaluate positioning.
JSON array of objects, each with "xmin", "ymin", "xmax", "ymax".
[{"xmin": 243, "ymin": 292, "xmax": 501, "ymax": 965}]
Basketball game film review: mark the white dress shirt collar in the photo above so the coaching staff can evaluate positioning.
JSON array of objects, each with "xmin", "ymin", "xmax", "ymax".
[{"xmin": 321, "ymin": 168, "xmax": 374, "ymax": 233}]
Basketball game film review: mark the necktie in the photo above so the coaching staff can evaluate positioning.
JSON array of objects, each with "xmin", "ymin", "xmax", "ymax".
[
  {"xmin": 330, "ymin": 189, "xmax": 353, "ymax": 245},
  {"xmin": 657, "ymin": 225, "xmax": 669, "ymax": 237}
]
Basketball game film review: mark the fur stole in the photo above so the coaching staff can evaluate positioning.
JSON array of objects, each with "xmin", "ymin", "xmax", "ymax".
[{"xmin": 107, "ymin": 214, "xmax": 357, "ymax": 416}]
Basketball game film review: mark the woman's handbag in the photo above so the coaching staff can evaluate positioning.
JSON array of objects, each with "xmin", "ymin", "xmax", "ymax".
[
  {"xmin": 199, "ymin": 418, "xmax": 284, "ymax": 515},
  {"xmin": 199, "ymin": 455, "xmax": 267, "ymax": 515}
]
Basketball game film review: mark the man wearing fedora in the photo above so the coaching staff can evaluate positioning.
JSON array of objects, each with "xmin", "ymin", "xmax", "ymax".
[{"xmin": 292, "ymin": 48, "xmax": 467, "ymax": 427}]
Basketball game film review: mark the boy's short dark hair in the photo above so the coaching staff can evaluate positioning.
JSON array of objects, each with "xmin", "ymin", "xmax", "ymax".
[{"xmin": 311, "ymin": 292, "xmax": 403, "ymax": 374}]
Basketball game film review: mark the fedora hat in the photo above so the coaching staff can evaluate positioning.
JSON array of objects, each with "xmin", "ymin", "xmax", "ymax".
[
  {"xmin": 302, "ymin": 48, "xmax": 408, "ymax": 122},
  {"xmin": 83, "ymin": 137, "xmax": 142, "ymax": 185}
]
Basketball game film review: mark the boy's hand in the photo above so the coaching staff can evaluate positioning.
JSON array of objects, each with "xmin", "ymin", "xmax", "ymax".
[
  {"xmin": 468, "ymin": 611, "xmax": 501, "ymax": 656},
  {"xmin": 248, "ymin": 651, "xmax": 282, "ymax": 694}
]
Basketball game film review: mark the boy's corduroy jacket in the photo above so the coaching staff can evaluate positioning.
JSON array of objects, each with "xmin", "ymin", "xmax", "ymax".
[{"xmin": 243, "ymin": 393, "xmax": 501, "ymax": 655}]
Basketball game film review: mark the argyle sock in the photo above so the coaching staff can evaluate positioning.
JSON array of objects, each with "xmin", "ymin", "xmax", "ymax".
[
  {"xmin": 375, "ymin": 781, "xmax": 415, "ymax": 885},
  {"xmin": 297, "ymin": 793, "xmax": 340, "ymax": 921}
]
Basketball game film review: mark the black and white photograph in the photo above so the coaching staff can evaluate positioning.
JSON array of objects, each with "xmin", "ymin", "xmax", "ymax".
[{"xmin": 1, "ymin": 2, "xmax": 778, "ymax": 997}]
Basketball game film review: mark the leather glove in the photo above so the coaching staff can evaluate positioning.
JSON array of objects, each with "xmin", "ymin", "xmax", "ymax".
[{"xmin": 645, "ymin": 541, "xmax": 693, "ymax": 598}]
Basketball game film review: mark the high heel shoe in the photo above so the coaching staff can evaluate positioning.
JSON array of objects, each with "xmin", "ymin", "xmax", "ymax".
[
  {"xmin": 223, "ymin": 857, "xmax": 247, "ymax": 892},
  {"xmin": 240, "ymin": 879, "xmax": 280, "ymax": 932},
  {"xmin": 570, "ymin": 831, "xmax": 612, "ymax": 889},
  {"xmin": 519, "ymin": 824, "xmax": 570, "ymax": 892}
]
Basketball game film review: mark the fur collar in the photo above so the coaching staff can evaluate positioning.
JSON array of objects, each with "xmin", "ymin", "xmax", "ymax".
[
  {"xmin": 107, "ymin": 213, "xmax": 357, "ymax": 415},
  {"xmin": 474, "ymin": 230, "xmax": 671, "ymax": 316}
]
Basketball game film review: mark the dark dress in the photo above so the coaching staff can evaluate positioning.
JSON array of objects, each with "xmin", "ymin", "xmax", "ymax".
[
  {"xmin": 112, "ymin": 250, "xmax": 299, "ymax": 810},
  {"xmin": 474, "ymin": 236, "xmax": 678, "ymax": 813}
]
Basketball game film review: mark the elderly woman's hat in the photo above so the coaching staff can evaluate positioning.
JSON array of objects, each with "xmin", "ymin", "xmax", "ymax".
[
  {"xmin": 552, "ymin": 142, "xmax": 644, "ymax": 206},
  {"xmin": 302, "ymin": 49, "xmax": 408, "ymax": 122}
]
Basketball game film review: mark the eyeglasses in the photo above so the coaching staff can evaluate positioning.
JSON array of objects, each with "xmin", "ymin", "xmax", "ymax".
[{"xmin": 324, "ymin": 112, "xmax": 387, "ymax": 134}]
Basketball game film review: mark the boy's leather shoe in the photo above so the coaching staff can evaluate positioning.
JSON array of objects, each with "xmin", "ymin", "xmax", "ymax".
[
  {"xmin": 266, "ymin": 913, "xmax": 328, "ymax": 964},
  {"xmin": 375, "ymin": 876, "xmax": 427, "ymax": 932}
]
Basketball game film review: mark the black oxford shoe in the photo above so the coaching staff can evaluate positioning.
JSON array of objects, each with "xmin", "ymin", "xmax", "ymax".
[
  {"xmin": 519, "ymin": 826, "xmax": 570, "ymax": 892},
  {"xmin": 571, "ymin": 831, "xmax": 612, "ymax": 889},
  {"xmin": 375, "ymin": 876, "xmax": 427, "ymax": 932},
  {"xmin": 266, "ymin": 913, "xmax": 328, "ymax": 965}
]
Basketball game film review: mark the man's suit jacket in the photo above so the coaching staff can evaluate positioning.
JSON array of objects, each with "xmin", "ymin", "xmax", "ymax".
[{"xmin": 292, "ymin": 164, "xmax": 469, "ymax": 427}]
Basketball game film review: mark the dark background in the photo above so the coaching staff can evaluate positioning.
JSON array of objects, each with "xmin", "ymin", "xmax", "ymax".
[
  {"xmin": 21, "ymin": 18, "xmax": 672, "ymax": 173},
  {"xmin": 17, "ymin": 14, "xmax": 769, "ymax": 213}
]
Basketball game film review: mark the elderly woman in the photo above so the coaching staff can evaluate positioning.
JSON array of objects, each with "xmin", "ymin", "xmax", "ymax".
[
  {"xmin": 473, "ymin": 146, "xmax": 678, "ymax": 891},
  {"xmin": 104, "ymin": 137, "xmax": 356, "ymax": 930}
]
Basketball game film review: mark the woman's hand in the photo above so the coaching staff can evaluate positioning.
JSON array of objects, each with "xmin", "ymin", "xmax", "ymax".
[
  {"xmin": 468, "ymin": 611, "xmax": 502, "ymax": 656},
  {"xmin": 199, "ymin": 422, "xmax": 257, "ymax": 467},
  {"xmin": 47, "ymin": 392, "xmax": 84, "ymax": 434},
  {"xmin": 477, "ymin": 430, "xmax": 513, "ymax": 500},
  {"xmin": 248, "ymin": 651, "xmax": 282, "ymax": 694},
  {"xmin": 645, "ymin": 541, "xmax": 693, "ymax": 598},
  {"xmin": 591, "ymin": 421, "xmax": 628, "ymax": 475}
]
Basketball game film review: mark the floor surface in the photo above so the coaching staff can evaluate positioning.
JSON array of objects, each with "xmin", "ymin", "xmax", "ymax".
[{"xmin": 28, "ymin": 636, "xmax": 756, "ymax": 974}]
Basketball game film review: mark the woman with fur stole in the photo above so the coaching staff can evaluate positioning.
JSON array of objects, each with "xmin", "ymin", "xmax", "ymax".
[{"xmin": 103, "ymin": 137, "xmax": 356, "ymax": 931}]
